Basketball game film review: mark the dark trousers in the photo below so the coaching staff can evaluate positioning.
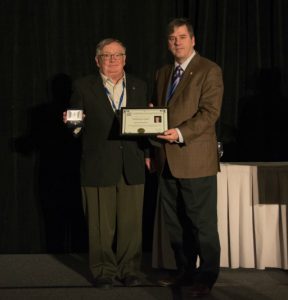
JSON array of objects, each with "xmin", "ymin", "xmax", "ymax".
[
  {"xmin": 159, "ymin": 163, "xmax": 220, "ymax": 287},
  {"xmin": 81, "ymin": 175, "xmax": 144, "ymax": 279}
]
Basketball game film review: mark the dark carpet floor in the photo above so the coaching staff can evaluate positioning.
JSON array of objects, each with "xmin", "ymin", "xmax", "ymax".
[{"xmin": 0, "ymin": 253, "xmax": 287, "ymax": 300}]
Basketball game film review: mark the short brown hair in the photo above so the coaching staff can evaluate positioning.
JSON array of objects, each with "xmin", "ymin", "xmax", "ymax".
[{"xmin": 167, "ymin": 18, "xmax": 194, "ymax": 38}]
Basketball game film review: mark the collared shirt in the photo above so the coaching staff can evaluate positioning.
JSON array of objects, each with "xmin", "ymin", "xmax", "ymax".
[
  {"xmin": 100, "ymin": 72, "xmax": 127, "ymax": 111},
  {"xmin": 174, "ymin": 50, "xmax": 196, "ymax": 143},
  {"xmin": 174, "ymin": 50, "xmax": 196, "ymax": 72}
]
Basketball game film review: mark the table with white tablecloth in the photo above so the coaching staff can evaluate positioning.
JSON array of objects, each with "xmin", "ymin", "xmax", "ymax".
[{"xmin": 152, "ymin": 162, "xmax": 288, "ymax": 270}]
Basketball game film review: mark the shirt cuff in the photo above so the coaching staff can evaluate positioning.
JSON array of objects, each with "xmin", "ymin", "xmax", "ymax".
[{"xmin": 175, "ymin": 128, "xmax": 184, "ymax": 143}]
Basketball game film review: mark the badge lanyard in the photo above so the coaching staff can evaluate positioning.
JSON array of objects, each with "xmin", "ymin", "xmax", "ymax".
[{"xmin": 105, "ymin": 80, "xmax": 125, "ymax": 112}]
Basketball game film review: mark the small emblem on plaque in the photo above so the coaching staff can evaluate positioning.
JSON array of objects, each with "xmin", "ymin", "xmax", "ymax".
[{"xmin": 137, "ymin": 128, "xmax": 145, "ymax": 134}]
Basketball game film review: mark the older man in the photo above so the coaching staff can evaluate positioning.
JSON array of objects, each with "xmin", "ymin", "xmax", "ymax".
[{"xmin": 65, "ymin": 38, "xmax": 150, "ymax": 289}]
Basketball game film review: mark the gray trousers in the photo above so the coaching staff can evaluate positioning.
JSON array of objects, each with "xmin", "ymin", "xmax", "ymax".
[{"xmin": 82, "ymin": 176, "xmax": 144, "ymax": 279}]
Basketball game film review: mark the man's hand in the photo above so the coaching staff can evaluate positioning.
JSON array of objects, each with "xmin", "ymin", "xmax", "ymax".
[
  {"xmin": 157, "ymin": 129, "xmax": 179, "ymax": 143},
  {"xmin": 63, "ymin": 111, "xmax": 68, "ymax": 123},
  {"xmin": 145, "ymin": 158, "xmax": 151, "ymax": 171},
  {"xmin": 145, "ymin": 158, "xmax": 158, "ymax": 173}
]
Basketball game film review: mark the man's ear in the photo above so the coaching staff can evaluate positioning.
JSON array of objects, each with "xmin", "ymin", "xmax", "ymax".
[{"xmin": 95, "ymin": 56, "xmax": 100, "ymax": 68}]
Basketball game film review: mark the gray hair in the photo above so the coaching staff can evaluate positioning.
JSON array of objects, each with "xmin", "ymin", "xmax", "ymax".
[{"xmin": 95, "ymin": 38, "xmax": 126, "ymax": 56}]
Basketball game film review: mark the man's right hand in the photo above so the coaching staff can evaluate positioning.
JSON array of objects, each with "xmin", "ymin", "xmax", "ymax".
[{"xmin": 63, "ymin": 111, "xmax": 68, "ymax": 123}]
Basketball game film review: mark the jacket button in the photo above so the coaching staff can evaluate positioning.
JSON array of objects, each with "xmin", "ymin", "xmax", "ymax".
[{"xmin": 120, "ymin": 146, "xmax": 123, "ymax": 149}]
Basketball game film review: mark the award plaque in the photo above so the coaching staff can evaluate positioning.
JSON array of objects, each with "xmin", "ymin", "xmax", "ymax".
[
  {"xmin": 66, "ymin": 109, "xmax": 84, "ymax": 127},
  {"xmin": 120, "ymin": 107, "xmax": 168, "ymax": 135}
]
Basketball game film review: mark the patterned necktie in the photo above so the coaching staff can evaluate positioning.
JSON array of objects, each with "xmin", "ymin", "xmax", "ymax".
[{"xmin": 166, "ymin": 65, "xmax": 183, "ymax": 102}]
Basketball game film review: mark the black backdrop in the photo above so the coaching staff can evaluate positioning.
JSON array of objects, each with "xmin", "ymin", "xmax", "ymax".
[{"xmin": 1, "ymin": 0, "xmax": 288, "ymax": 253}]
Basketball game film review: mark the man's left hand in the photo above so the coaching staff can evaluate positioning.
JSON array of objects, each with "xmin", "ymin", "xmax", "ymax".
[
  {"xmin": 157, "ymin": 129, "xmax": 179, "ymax": 143},
  {"xmin": 145, "ymin": 158, "xmax": 152, "ymax": 171}
]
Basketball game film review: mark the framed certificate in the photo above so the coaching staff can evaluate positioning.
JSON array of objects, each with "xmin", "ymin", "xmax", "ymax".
[{"xmin": 120, "ymin": 107, "xmax": 168, "ymax": 135}]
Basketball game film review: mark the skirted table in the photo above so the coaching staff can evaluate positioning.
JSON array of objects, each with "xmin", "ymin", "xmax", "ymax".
[{"xmin": 152, "ymin": 162, "xmax": 288, "ymax": 270}]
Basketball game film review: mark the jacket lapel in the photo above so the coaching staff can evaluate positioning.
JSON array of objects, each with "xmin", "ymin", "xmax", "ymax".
[
  {"xmin": 125, "ymin": 75, "xmax": 138, "ymax": 107},
  {"xmin": 167, "ymin": 54, "xmax": 199, "ymax": 106},
  {"xmin": 89, "ymin": 74, "xmax": 116, "ymax": 117},
  {"xmin": 159, "ymin": 66, "xmax": 173, "ymax": 107}
]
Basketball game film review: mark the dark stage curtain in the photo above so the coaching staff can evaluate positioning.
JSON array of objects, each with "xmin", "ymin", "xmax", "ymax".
[{"xmin": 1, "ymin": 0, "xmax": 288, "ymax": 253}]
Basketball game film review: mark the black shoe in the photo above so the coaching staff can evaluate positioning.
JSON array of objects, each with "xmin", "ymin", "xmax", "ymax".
[
  {"xmin": 189, "ymin": 283, "xmax": 210, "ymax": 297},
  {"xmin": 123, "ymin": 275, "xmax": 141, "ymax": 287},
  {"xmin": 158, "ymin": 272, "xmax": 193, "ymax": 287},
  {"xmin": 158, "ymin": 274, "xmax": 183, "ymax": 287},
  {"xmin": 93, "ymin": 277, "xmax": 113, "ymax": 289}
]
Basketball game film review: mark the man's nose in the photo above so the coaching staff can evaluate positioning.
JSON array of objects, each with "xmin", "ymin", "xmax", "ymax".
[
  {"xmin": 109, "ymin": 54, "xmax": 116, "ymax": 61},
  {"xmin": 174, "ymin": 38, "xmax": 180, "ymax": 44}
]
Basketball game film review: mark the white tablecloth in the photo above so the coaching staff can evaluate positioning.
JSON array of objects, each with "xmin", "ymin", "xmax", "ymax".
[{"xmin": 152, "ymin": 162, "xmax": 288, "ymax": 270}]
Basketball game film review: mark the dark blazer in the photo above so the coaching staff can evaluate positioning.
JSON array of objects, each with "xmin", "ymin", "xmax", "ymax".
[
  {"xmin": 154, "ymin": 53, "xmax": 224, "ymax": 178},
  {"xmin": 70, "ymin": 73, "xmax": 148, "ymax": 187}
]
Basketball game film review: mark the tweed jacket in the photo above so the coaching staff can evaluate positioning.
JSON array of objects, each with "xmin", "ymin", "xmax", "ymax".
[
  {"xmin": 153, "ymin": 53, "xmax": 224, "ymax": 179},
  {"xmin": 70, "ymin": 73, "xmax": 148, "ymax": 186}
]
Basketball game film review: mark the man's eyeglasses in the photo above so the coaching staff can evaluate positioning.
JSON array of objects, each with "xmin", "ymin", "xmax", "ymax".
[{"xmin": 99, "ymin": 53, "xmax": 125, "ymax": 61}]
